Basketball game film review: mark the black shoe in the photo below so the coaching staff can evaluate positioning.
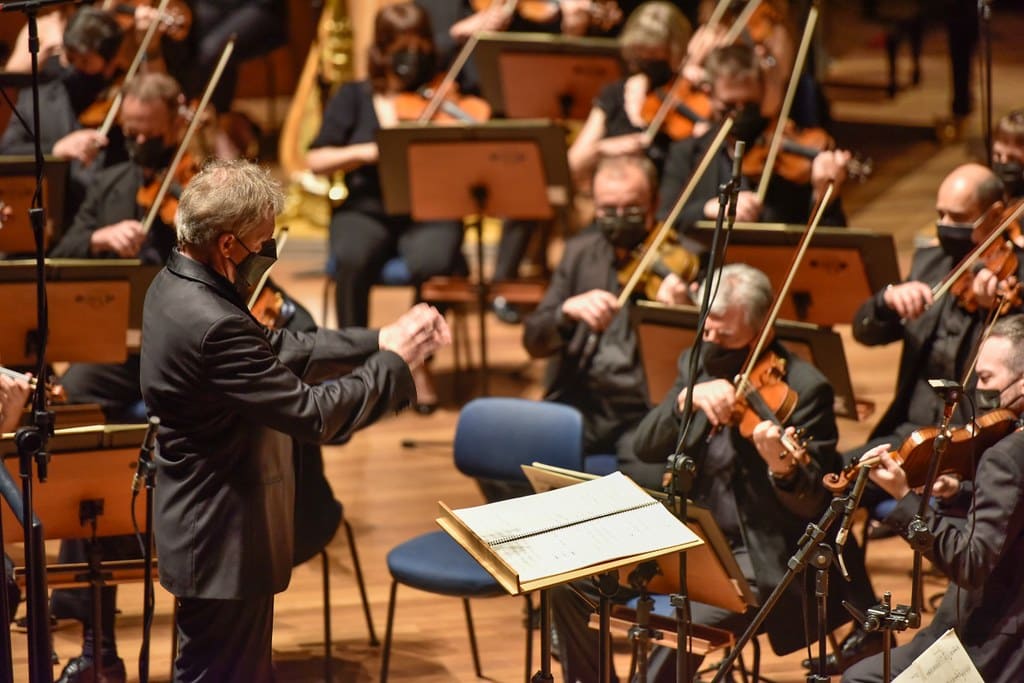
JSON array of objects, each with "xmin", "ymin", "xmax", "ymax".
[
  {"xmin": 492, "ymin": 296, "xmax": 521, "ymax": 324},
  {"xmin": 801, "ymin": 627, "xmax": 889, "ymax": 675},
  {"xmin": 56, "ymin": 654, "xmax": 126, "ymax": 683}
]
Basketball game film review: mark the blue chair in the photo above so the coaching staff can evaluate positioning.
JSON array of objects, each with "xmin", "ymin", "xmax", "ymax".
[{"xmin": 380, "ymin": 398, "xmax": 585, "ymax": 682}]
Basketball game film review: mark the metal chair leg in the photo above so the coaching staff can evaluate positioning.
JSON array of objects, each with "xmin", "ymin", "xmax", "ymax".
[
  {"xmin": 380, "ymin": 581, "xmax": 399, "ymax": 683},
  {"xmin": 523, "ymin": 594, "xmax": 534, "ymax": 683},
  {"xmin": 462, "ymin": 598, "xmax": 484, "ymax": 678},
  {"xmin": 321, "ymin": 549, "xmax": 333, "ymax": 683},
  {"xmin": 343, "ymin": 519, "xmax": 380, "ymax": 645}
]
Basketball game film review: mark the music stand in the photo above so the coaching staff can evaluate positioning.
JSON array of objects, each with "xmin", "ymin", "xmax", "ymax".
[
  {"xmin": 631, "ymin": 301, "xmax": 859, "ymax": 420},
  {"xmin": 377, "ymin": 121, "xmax": 570, "ymax": 394},
  {"xmin": 0, "ymin": 156, "xmax": 69, "ymax": 255},
  {"xmin": 692, "ymin": 221, "xmax": 901, "ymax": 327},
  {"xmin": 472, "ymin": 32, "xmax": 623, "ymax": 120},
  {"xmin": 0, "ymin": 259, "xmax": 159, "ymax": 364}
]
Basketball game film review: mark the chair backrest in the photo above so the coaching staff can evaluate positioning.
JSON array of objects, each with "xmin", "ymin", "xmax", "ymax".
[{"xmin": 453, "ymin": 398, "xmax": 583, "ymax": 485}]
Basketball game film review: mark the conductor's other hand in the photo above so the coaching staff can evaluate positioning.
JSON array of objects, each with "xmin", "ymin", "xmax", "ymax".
[
  {"xmin": 561, "ymin": 289, "xmax": 620, "ymax": 332},
  {"xmin": 379, "ymin": 303, "xmax": 451, "ymax": 369},
  {"xmin": 883, "ymin": 281, "xmax": 933, "ymax": 321}
]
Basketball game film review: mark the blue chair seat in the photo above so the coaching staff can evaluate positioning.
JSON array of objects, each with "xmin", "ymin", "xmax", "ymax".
[
  {"xmin": 584, "ymin": 454, "xmax": 619, "ymax": 476},
  {"xmin": 386, "ymin": 530, "xmax": 503, "ymax": 598}
]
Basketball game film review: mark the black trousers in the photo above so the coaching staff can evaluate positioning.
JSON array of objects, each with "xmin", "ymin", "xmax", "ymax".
[
  {"xmin": 175, "ymin": 594, "xmax": 275, "ymax": 683},
  {"xmin": 329, "ymin": 208, "xmax": 464, "ymax": 328}
]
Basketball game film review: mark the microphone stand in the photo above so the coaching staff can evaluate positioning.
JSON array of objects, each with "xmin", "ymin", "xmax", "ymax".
[
  {"xmin": 843, "ymin": 380, "xmax": 960, "ymax": 683},
  {"xmin": 0, "ymin": 2, "xmax": 85, "ymax": 681},
  {"xmin": 977, "ymin": 0, "xmax": 994, "ymax": 166},
  {"xmin": 132, "ymin": 417, "xmax": 160, "ymax": 683},
  {"xmin": 666, "ymin": 140, "xmax": 744, "ymax": 683}
]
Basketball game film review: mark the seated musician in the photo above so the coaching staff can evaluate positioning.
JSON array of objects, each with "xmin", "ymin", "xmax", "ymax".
[
  {"xmin": 844, "ymin": 314, "xmax": 1024, "ymax": 683},
  {"xmin": 849, "ymin": 163, "xmax": 1019, "ymax": 478},
  {"xmin": 993, "ymin": 108, "xmax": 1024, "ymax": 201},
  {"xmin": 0, "ymin": 373, "xmax": 30, "ymax": 434},
  {"xmin": 568, "ymin": 1, "xmax": 694, "ymax": 185},
  {"xmin": 551, "ymin": 262, "xmax": 870, "ymax": 681},
  {"xmin": 657, "ymin": 43, "xmax": 850, "ymax": 233},
  {"xmin": 0, "ymin": 7, "xmax": 130, "ymax": 218},
  {"xmin": 305, "ymin": 1, "xmax": 479, "ymax": 412},
  {"xmin": 523, "ymin": 153, "xmax": 692, "ymax": 493}
]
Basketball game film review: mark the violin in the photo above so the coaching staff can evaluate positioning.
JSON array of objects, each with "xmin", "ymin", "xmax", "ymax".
[
  {"xmin": 823, "ymin": 409, "xmax": 1018, "ymax": 493},
  {"xmin": 470, "ymin": 0, "xmax": 622, "ymax": 33},
  {"xmin": 394, "ymin": 78, "xmax": 491, "ymax": 123},
  {"xmin": 946, "ymin": 203, "xmax": 1024, "ymax": 313},
  {"xmin": 742, "ymin": 121, "xmax": 872, "ymax": 185},
  {"xmin": 136, "ymin": 150, "xmax": 198, "ymax": 226},
  {"xmin": 640, "ymin": 81, "xmax": 712, "ymax": 141},
  {"xmin": 616, "ymin": 227, "xmax": 699, "ymax": 302},
  {"xmin": 0, "ymin": 366, "xmax": 66, "ymax": 405},
  {"xmin": 730, "ymin": 349, "xmax": 806, "ymax": 454},
  {"xmin": 105, "ymin": 0, "xmax": 192, "ymax": 42},
  {"xmin": 250, "ymin": 282, "xmax": 294, "ymax": 330}
]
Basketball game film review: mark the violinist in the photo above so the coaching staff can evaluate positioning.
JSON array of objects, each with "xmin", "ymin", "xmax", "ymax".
[
  {"xmin": 657, "ymin": 43, "xmax": 850, "ymax": 232},
  {"xmin": 567, "ymin": 1, "xmax": 695, "ymax": 185},
  {"xmin": 523, "ymin": 153, "xmax": 688, "ymax": 495},
  {"xmin": 0, "ymin": 7, "xmax": 130, "ymax": 219},
  {"xmin": 993, "ymin": 108, "xmax": 1024, "ymax": 201},
  {"xmin": 844, "ymin": 314, "xmax": 1024, "ymax": 683},
  {"xmin": 551, "ymin": 263, "xmax": 863, "ymax": 682},
  {"xmin": 305, "ymin": 1, "xmax": 478, "ymax": 413}
]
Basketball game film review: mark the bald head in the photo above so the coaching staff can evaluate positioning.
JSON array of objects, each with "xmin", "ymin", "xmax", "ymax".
[{"xmin": 936, "ymin": 163, "xmax": 1004, "ymax": 224}]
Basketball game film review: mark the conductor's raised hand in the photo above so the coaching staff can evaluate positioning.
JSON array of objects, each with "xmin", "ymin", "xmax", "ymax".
[
  {"xmin": 378, "ymin": 303, "xmax": 451, "ymax": 369},
  {"xmin": 561, "ymin": 289, "xmax": 620, "ymax": 332}
]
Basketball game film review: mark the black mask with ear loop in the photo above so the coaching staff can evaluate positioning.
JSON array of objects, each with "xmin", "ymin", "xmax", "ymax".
[
  {"xmin": 230, "ymin": 237, "xmax": 278, "ymax": 300},
  {"xmin": 391, "ymin": 49, "xmax": 436, "ymax": 91}
]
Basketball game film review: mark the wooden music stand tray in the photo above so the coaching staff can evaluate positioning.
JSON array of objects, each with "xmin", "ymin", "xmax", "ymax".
[
  {"xmin": 0, "ymin": 156, "xmax": 69, "ymax": 255},
  {"xmin": 0, "ymin": 259, "xmax": 160, "ymax": 364},
  {"xmin": 473, "ymin": 32, "xmax": 623, "ymax": 120},
  {"xmin": 377, "ymin": 121, "xmax": 570, "ymax": 394},
  {"xmin": 691, "ymin": 221, "xmax": 901, "ymax": 327},
  {"xmin": 522, "ymin": 463, "xmax": 758, "ymax": 614},
  {"xmin": 630, "ymin": 301, "xmax": 860, "ymax": 420}
]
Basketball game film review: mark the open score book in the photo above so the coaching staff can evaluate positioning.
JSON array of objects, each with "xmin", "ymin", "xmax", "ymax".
[{"xmin": 437, "ymin": 472, "xmax": 703, "ymax": 595}]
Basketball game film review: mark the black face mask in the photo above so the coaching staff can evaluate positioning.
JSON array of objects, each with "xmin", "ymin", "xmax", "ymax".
[
  {"xmin": 730, "ymin": 103, "xmax": 769, "ymax": 146},
  {"xmin": 230, "ymin": 237, "xmax": 278, "ymax": 300},
  {"xmin": 936, "ymin": 222, "xmax": 974, "ymax": 262},
  {"xmin": 976, "ymin": 378, "xmax": 1022, "ymax": 412},
  {"xmin": 127, "ymin": 137, "xmax": 174, "ymax": 170},
  {"xmin": 391, "ymin": 49, "xmax": 435, "ymax": 92},
  {"xmin": 994, "ymin": 160, "xmax": 1024, "ymax": 198},
  {"xmin": 633, "ymin": 59, "xmax": 675, "ymax": 89},
  {"xmin": 597, "ymin": 210, "xmax": 648, "ymax": 250},
  {"xmin": 702, "ymin": 343, "xmax": 749, "ymax": 380}
]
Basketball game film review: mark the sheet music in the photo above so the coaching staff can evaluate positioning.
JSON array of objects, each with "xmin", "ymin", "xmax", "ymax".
[
  {"xmin": 892, "ymin": 629, "xmax": 983, "ymax": 683},
  {"xmin": 452, "ymin": 471, "xmax": 655, "ymax": 545}
]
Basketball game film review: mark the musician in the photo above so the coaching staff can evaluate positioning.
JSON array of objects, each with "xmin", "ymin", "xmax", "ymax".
[
  {"xmin": 550, "ymin": 263, "xmax": 867, "ymax": 681},
  {"xmin": 305, "ymin": 1, "xmax": 472, "ymax": 412},
  {"xmin": 523, "ymin": 153, "xmax": 690, "ymax": 493},
  {"xmin": 0, "ymin": 7, "xmax": 130, "ymax": 219},
  {"xmin": 993, "ymin": 108, "xmax": 1024, "ymax": 200},
  {"xmin": 0, "ymin": 374, "xmax": 30, "ymax": 434},
  {"xmin": 141, "ymin": 159, "xmax": 448, "ymax": 682},
  {"xmin": 844, "ymin": 314, "xmax": 1024, "ymax": 683},
  {"xmin": 656, "ymin": 43, "xmax": 849, "ymax": 233},
  {"xmin": 850, "ymin": 164, "xmax": 1020, "ymax": 462},
  {"xmin": 568, "ymin": 1, "xmax": 694, "ymax": 185}
]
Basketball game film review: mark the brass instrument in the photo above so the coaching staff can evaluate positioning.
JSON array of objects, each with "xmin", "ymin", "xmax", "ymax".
[{"xmin": 278, "ymin": 0, "xmax": 355, "ymax": 230}]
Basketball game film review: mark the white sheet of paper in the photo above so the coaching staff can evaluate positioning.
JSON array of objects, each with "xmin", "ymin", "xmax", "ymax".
[{"xmin": 892, "ymin": 628, "xmax": 983, "ymax": 683}]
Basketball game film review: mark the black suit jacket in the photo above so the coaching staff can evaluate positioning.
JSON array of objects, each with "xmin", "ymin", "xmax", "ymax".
[
  {"xmin": 657, "ymin": 129, "xmax": 847, "ymax": 234},
  {"xmin": 885, "ymin": 429, "xmax": 1024, "ymax": 681},
  {"xmin": 48, "ymin": 161, "xmax": 175, "ymax": 263},
  {"xmin": 141, "ymin": 251, "xmax": 415, "ymax": 599},
  {"xmin": 632, "ymin": 342, "xmax": 843, "ymax": 654}
]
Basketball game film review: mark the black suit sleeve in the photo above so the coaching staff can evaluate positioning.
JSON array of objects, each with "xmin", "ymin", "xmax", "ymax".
[
  {"xmin": 522, "ymin": 243, "xmax": 580, "ymax": 358},
  {"xmin": 657, "ymin": 138, "xmax": 710, "ymax": 231},
  {"xmin": 202, "ymin": 313, "xmax": 413, "ymax": 444},
  {"xmin": 49, "ymin": 176, "xmax": 104, "ymax": 257},
  {"xmin": 266, "ymin": 326, "xmax": 381, "ymax": 384}
]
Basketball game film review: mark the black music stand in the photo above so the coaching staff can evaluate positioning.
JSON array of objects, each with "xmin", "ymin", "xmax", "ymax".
[
  {"xmin": 692, "ymin": 221, "xmax": 901, "ymax": 327},
  {"xmin": 0, "ymin": 156, "xmax": 69, "ymax": 255},
  {"xmin": 377, "ymin": 121, "xmax": 570, "ymax": 395},
  {"xmin": 631, "ymin": 301, "xmax": 859, "ymax": 420},
  {"xmin": 473, "ymin": 32, "xmax": 623, "ymax": 120},
  {"xmin": 0, "ymin": 259, "xmax": 159, "ymax": 364}
]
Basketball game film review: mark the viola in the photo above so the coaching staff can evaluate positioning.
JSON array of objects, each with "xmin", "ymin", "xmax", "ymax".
[
  {"xmin": 640, "ymin": 81, "xmax": 712, "ymax": 141},
  {"xmin": 742, "ymin": 121, "xmax": 872, "ymax": 185},
  {"xmin": 135, "ymin": 151, "xmax": 198, "ymax": 227},
  {"xmin": 616, "ymin": 227, "xmax": 699, "ymax": 302},
  {"xmin": 250, "ymin": 282, "xmax": 293, "ymax": 330},
  {"xmin": 823, "ymin": 409, "xmax": 1019, "ymax": 493}
]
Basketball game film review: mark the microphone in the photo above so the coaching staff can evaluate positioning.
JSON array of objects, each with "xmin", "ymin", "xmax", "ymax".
[
  {"xmin": 0, "ymin": 0, "xmax": 83, "ymax": 12},
  {"xmin": 727, "ymin": 141, "xmax": 745, "ymax": 223},
  {"xmin": 131, "ymin": 416, "xmax": 160, "ymax": 494},
  {"xmin": 836, "ymin": 463, "xmax": 872, "ymax": 580}
]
